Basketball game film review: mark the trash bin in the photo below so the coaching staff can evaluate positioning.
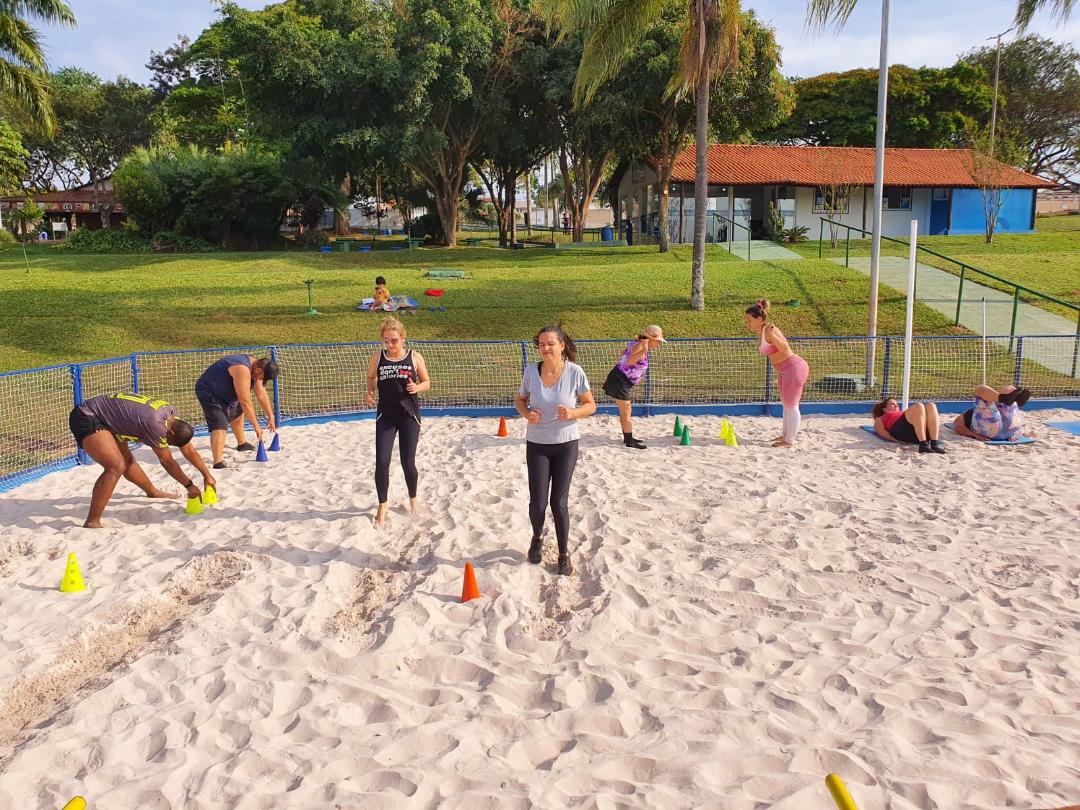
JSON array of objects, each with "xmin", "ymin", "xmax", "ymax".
[{"xmin": 600, "ymin": 226, "xmax": 614, "ymax": 242}]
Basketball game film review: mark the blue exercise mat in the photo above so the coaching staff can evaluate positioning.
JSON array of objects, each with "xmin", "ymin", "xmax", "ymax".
[
  {"xmin": 945, "ymin": 424, "xmax": 1037, "ymax": 445},
  {"xmin": 1046, "ymin": 421, "xmax": 1080, "ymax": 437},
  {"xmin": 861, "ymin": 424, "xmax": 1036, "ymax": 445}
]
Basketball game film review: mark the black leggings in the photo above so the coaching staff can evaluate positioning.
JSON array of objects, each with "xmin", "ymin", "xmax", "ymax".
[
  {"xmin": 526, "ymin": 440, "xmax": 579, "ymax": 555},
  {"xmin": 375, "ymin": 413, "xmax": 420, "ymax": 503}
]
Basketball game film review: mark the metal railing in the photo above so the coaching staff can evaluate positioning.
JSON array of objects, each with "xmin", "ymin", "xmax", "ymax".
[
  {"xmin": 817, "ymin": 218, "xmax": 1080, "ymax": 347},
  {"xmin": 711, "ymin": 212, "xmax": 752, "ymax": 260}
]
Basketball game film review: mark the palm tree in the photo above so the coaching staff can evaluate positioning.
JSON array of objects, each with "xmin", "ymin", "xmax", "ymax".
[
  {"xmin": 807, "ymin": 0, "xmax": 1073, "ymax": 28},
  {"xmin": 539, "ymin": 0, "xmax": 741, "ymax": 311},
  {"xmin": 0, "ymin": 0, "xmax": 77, "ymax": 135}
]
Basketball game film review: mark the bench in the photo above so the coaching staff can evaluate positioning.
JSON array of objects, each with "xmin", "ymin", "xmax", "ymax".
[{"xmin": 405, "ymin": 237, "xmax": 423, "ymax": 249}]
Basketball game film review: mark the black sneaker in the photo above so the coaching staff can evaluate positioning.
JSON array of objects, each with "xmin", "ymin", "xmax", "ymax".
[
  {"xmin": 527, "ymin": 536, "xmax": 543, "ymax": 565},
  {"xmin": 236, "ymin": 442, "xmax": 256, "ymax": 452},
  {"xmin": 557, "ymin": 554, "xmax": 574, "ymax": 576},
  {"xmin": 918, "ymin": 441, "xmax": 932, "ymax": 453},
  {"xmin": 212, "ymin": 461, "xmax": 228, "ymax": 470},
  {"xmin": 930, "ymin": 440, "xmax": 946, "ymax": 454},
  {"xmin": 623, "ymin": 437, "xmax": 647, "ymax": 449}
]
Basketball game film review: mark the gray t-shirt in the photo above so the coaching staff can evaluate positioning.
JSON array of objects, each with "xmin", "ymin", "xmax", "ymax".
[
  {"xmin": 518, "ymin": 361, "xmax": 591, "ymax": 444},
  {"xmin": 79, "ymin": 393, "xmax": 177, "ymax": 448}
]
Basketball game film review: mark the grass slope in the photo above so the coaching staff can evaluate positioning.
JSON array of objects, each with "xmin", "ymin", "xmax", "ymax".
[
  {"xmin": 791, "ymin": 215, "xmax": 1080, "ymax": 316},
  {"xmin": 0, "ymin": 244, "xmax": 959, "ymax": 372}
]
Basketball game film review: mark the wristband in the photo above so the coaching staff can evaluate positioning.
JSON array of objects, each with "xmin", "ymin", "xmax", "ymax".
[{"xmin": 183, "ymin": 479, "xmax": 194, "ymax": 489}]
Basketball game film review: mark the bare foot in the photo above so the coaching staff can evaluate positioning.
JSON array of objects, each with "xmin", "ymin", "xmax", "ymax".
[
  {"xmin": 409, "ymin": 497, "xmax": 421, "ymax": 515},
  {"xmin": 146, "ymin": 488, "xmax": 178, "ymax": 499},
  {"xmin": 771, "ymin": 438, "xmax": 792, "ymax": 448},
  {"xmin": 82, "ymin": 519, "xmax": 104, "ymax": 529},
  {"xmin": 374, "ymin": 503, "xmax": 388, "ymax": 527}
]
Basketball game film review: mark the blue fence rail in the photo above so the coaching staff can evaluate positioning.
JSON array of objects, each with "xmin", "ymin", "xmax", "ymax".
[{"xmin": 2, "ymin": 335, "xmax": 1079, "ymax": 492}]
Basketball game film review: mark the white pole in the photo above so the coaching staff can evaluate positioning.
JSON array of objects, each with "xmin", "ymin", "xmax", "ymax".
[
  {"xmin": 901, "ymin": 218, "xmax": 917, "ymax": 410},
  {"xmin": 865, "ymin": 0, "xmax": 890, "ymax": 387},
  {"xmin": 981, "ymin": 297, "xmax": 988, "ymax": 386}
]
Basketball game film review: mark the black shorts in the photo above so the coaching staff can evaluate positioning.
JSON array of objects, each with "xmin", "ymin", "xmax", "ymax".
[
  {"xmin": 69, "ymin": 407, "xmax": 109, "ymax": 448},
  {"xmin": 962, "ymin": 408, "xmax": 974, "ymax": 428},
  {"xmin": 887, "ymin": 414, "xmax": 919, "ymax": 444},
  {"xmin": 602, "ymin": 367, "xmax": 636, "ymax": 401},
  {"xmin": 197, "ymin": 391, "xmax": 243, "ymax": 431}
]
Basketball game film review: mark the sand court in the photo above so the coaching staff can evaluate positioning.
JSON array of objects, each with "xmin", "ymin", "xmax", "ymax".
[{"xmin": 0, "ymin": 412, "xmax": 1078, "ymax": 809}]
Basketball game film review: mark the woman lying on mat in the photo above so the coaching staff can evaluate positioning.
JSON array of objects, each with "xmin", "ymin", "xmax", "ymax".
[
  {"xmin": 952, "ymin": 384, "xmax": 1031, "ymax": 442},
  {"xmin": 871, "ymin": 398, "xmax": 946, "ymax": 454}
]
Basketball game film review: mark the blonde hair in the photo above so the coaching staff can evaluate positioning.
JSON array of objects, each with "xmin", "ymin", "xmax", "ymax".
[{"xmin": 380, "ymin": 316, "xmax": 406, "ymax": 340}]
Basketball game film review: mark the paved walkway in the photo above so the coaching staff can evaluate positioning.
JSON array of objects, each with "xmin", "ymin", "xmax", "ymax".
[
  {"xmin": 721, "ymin": 240, "xmax": 804, "ymax": 261},
  {"xmin": 834, "ymin": 256, "xmax": 1079, "ymax": 379}
]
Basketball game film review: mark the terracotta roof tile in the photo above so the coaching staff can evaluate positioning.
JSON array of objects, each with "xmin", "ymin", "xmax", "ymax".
[{"xmin": 669, "ymin": 144, "xmax": 1054, "ymax": 189}]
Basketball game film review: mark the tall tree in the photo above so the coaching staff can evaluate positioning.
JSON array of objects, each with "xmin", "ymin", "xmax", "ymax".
[
  {"xmin": 19, "ymin": 69, "xmax": 155, "ymax": 225},
  {"xmin": 961, "ymin": 36, "xmax": 1080, "ymax": 185},
  {"xmin": 0, "ymin": 0, "xmax": 76, "ymax": 135},
  {"xmin": 385, "ymin": 0, "xmax": 526, "ymax": 246},
  {"xmin": 538, "ymin": 34, "xmax": 633, "ymax": 243},
  {"xmin": 764, "ymin": 64, "xmax": 992, "ymax": 148},
  {"xmin": 619, "ymin": 7, "xmax": 791, "ymax": 251},
  {"xmin": 212, "ymin": 0, "xmax": 387, "ymax": 233},
  {"xmin": 470, "ymin": 14, "xmax": 560, "ymax": 247},
  {"xmin": 539, "ymin": 0, "xmax": 742, "ymax": 311}
]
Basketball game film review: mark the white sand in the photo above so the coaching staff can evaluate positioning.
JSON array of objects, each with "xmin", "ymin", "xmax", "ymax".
[{"xmin": 0, "ymin": 411, "xmax": 1078, "ymax": 809}]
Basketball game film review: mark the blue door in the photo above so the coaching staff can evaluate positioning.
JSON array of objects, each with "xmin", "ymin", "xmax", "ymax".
[{"xmin": 929, "ymin": 188, "xmax": 950, "ymax": 235}]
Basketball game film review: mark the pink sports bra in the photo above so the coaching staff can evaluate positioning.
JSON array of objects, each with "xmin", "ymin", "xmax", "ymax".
[{"xmin": 759, "ymin": 329, "xmax": 778, "ymax": 356}]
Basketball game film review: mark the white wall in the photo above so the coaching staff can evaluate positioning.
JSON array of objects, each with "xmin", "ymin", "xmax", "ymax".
[{"xmin": 796, "ymin": 185, "xmax": 934, "ymax": 240}]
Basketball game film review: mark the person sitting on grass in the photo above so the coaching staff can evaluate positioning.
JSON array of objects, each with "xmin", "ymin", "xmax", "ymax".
[
  {"xmin": 871, "ymin": 398, "xmax": 946, "ymax": 454},
  {"xmin": 952, "ymin": 384, "xmax": 1031, "ymax": 442},
  {"xmin": 369, "ymin": 276, "xmax": 390, "ymax": 311}
]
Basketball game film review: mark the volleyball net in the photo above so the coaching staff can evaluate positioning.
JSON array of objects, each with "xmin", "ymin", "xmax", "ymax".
[{"xmin": 2, "ymin": 334, "xmax": 1079, "ymax": 490}]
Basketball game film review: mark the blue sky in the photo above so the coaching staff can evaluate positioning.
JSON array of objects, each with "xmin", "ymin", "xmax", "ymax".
[{"xmin": 44, "ymin": 0, "xmax": 1080, "ymax": 82}]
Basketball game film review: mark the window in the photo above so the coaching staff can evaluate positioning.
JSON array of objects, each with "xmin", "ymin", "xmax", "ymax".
[
  {"xmin": 813, "ymin": 186, "xmax": 849, "ymax": 215},
  {"xmin": 883, "ymin": 186, "xmax": 913, "ymax": 211}
]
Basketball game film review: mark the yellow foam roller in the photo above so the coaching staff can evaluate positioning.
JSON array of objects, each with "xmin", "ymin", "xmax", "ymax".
[
  {"xmin": 62, "ymin": 798, "xmax": 87, "ymax": 810},
  {"xmin": 825, "ymin": 774, "xmax": 858, "ymax": 810}
]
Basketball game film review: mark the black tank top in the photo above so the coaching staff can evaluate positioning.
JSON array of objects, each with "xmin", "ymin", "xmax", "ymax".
[{"xmin": 376, "ymin": 349, "xmax": 420, "ymax": 422}]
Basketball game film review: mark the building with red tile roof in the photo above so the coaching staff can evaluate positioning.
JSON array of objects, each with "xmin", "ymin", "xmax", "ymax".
[{"xmin": 616, "ymin": 144, "xmax": 1055, "ymax": 245}]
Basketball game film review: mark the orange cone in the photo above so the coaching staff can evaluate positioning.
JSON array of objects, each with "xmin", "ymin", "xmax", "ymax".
[
  {"xmin": 461, "ymin": 563, "xmax": 481, "ymax": 602},
  {"xmin": 497, "ymin": 416, "xmax": 508, "ymax": 437}
]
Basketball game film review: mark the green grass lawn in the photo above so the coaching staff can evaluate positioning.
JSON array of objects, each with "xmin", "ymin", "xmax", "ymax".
[
  {"xmin": 790, "ymin": 215, "xmax": 1080, "ymax": 317},
  {"xmin": 0, "ymin": 243, "xmax": 961, "ymax": 372}
]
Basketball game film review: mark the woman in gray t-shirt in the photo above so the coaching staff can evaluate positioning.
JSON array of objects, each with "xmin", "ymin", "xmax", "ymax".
[{"xmin": 515, "ymin": 325, "xmax": 596, "ymax": 576}]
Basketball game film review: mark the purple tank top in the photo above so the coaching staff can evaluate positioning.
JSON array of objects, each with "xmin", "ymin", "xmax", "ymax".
[{"xmin": 615, "ymin": 341, "xmax": 648, "ymax": 384}]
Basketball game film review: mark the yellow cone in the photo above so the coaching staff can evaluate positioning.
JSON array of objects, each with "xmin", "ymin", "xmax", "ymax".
[
  {"xmin": 62, "ymin": 798, "xmax": 87, "ymax": 810},
  {"xmin": 185, "ymin": 496, "xmax": 203, "ymax": 515},
  {"xmin": 725, "ymin": 428, "xmax": 739, "ymax": 447},
  {"xmin": 201, "ymin": 484, "xmax": 218, "ymax": 506},
  {"xmin": 59, "ymin": 553, "xmax": 87, "ymax": 593},
  {"xmin": 825, "ymin": 774, "xmax": 859, "ymax": 810},
  {"xmin": 720, "ymin": 417, "xmax": 731, "ymax": 439}
]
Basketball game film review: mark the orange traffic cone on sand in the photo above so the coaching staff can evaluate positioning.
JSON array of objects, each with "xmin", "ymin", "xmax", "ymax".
[
  {"xmin": 497, "ymin": 416, "xmax": 508, "ymax": 437},
  {"xmin": 461, "ymin": 563, "xmax": 481, "ymax": 602}
]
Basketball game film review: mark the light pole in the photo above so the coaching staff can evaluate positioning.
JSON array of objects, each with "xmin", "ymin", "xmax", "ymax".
[
  {"xmin": 988, "ymin": 26, "xmax": 1015, "ymax": 157},
  {"xmin": 864, "ymin": 0, "xmax": 890, "ymax": 388}
]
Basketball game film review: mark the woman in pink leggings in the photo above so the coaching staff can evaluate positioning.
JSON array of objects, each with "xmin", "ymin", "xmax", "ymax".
[{"xmin": 745, "ymin": 299, "xmax": 810, "ymax": 447}]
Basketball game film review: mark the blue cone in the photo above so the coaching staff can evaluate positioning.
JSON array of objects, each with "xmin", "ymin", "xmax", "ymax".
[
  {"xmin": 268, "ymin": 433, "xmax": 281, "ymax": 452},
  {"xmin": 256, "ymin": 441, "xmax": 269, "ymax": 462}
]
